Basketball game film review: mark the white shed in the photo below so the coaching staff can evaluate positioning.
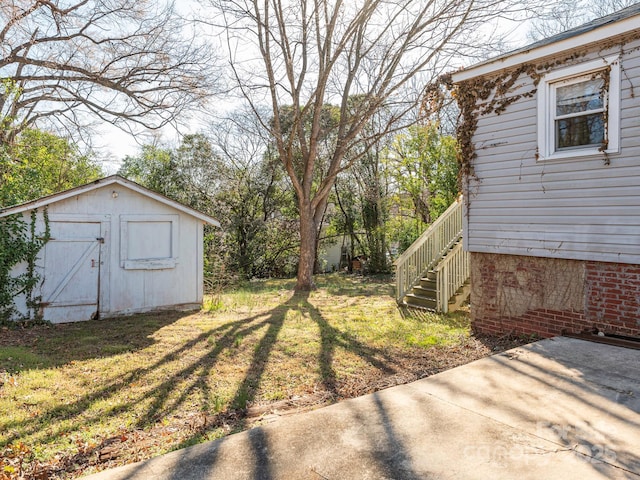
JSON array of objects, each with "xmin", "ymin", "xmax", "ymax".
[{"xmin": 0, "ymin": 175, "xmax": 220, "ymax": 323}]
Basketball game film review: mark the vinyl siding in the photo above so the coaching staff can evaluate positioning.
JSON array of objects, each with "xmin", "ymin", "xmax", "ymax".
[{"xmin": 466, "ymin": 36, "xmax": 640, "ymax": 264}]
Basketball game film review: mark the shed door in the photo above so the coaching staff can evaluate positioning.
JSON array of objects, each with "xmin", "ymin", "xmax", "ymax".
[{"xmin": 41, "ymin": 221, "xmax": 103, "ymax": 323}]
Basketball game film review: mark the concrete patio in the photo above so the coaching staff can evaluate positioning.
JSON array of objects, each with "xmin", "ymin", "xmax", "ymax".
[{"xmin": 83, "ymin": 337, "xmax": 640, "ymax": 479}]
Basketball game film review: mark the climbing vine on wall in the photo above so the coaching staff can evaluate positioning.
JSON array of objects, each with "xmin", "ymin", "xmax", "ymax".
[
  {"xmin": 0, "ymin": 208, "xmax": 50, "ymax": 324},
  {"xmin": 436, "ymin": 63, "xmax": 544, "ymax": 211},
  {"xmin": 427, "ymin": 33, "xmax": 640, "ymax": 207}
]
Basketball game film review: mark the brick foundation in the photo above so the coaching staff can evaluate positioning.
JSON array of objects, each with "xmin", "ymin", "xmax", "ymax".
[{"xmin": 471, "ymin": 253, "xmax": 640, "ymax": 338}]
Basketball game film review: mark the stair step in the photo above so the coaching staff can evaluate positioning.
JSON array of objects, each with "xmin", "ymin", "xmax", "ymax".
[
  {"xmin": 422, "ymin": 271, "xmax": 437, "ymax": 281},
  {"xmin": 419, "ymin": 277, "xmax": 437, "ymax": 289},
  {"xmin": 412, "ymin": 285, "xmax": 436, "ymax": 298},
  {"xmin": 404, "ymin": 293, "xmax": 437, "ymax": 310}
]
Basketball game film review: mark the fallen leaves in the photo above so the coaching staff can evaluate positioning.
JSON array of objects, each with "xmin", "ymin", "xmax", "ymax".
[
  {"xmin": 0, "ymin": 370, "xmax": 18, "ymax": 389},
  {"xmin": 0, "ymin": 442, "xmax": 51, "ymax": 480}
]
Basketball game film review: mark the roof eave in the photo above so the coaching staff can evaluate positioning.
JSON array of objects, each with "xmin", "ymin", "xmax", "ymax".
[
  {"xmin": 0, "ymin": 175, "xmax": 221, "ymax": 227},
  {"xmin": 451, "ymin": 13, "xmax": 640, "ymax": 83},
  {"xmin": 115, "ymin": 177, "xmax": 221, "ymax": 227},
  {"xmin": 0, "ymin": 177, "xmax": 121, "ymax": 217}
]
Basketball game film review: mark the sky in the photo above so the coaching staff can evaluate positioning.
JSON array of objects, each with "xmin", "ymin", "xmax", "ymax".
[
  {"xmin": 98, "ymin": 125, "xmax": 139, "ymax": 173},
  {"xmin": 96, "ymin": 109, "xmax": 209, "ymax": 174},
  {"xmin": 96, "ymin": 9, "xmax": 533, "ymax": 172}
]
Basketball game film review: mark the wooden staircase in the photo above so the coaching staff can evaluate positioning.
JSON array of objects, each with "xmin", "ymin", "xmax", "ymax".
[
  {"xmin": 404, "ymin": 270, "xmax": 439, "ymax": 310},
  {"xmin": 395, "ymin": 197, "xmax": 470, "ymax": 313},
  {"xmin": 403, "ymin": 241, "xmax": 471, "ymax": 311}
]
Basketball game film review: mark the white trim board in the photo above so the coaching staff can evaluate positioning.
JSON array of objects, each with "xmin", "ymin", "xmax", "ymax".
[
  {"xmin": 0, "ymin": 175, "xmax": 221, "ymax": 227},
  {"xmin": 451, "ymin": 14, "xmax": 640, "ymax": 83}
]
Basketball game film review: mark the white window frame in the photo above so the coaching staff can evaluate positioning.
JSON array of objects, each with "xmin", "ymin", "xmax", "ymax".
[
  {"xmin": 537, "ymin": 55, "xmax": 620, "ymax": 161},
  {"xmin": 120, "ymin": 214, "xmax": 179, "ymax": 270}
]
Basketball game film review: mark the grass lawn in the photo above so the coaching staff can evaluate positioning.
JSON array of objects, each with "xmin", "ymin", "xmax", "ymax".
[{"xmin": 0, "ymin": 274, "xmax": 528, "ymax": 479}]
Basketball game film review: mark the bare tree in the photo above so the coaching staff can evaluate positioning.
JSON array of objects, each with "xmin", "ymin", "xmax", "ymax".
[
  {"xmin": 527, "ymin": 0, "xmax": 639, "ymax": 41},
  {"xmin": 210, "ymin": 0, "xmax": 530, "ymax": 290},
  {"xmin": 0, "ymin": 0, "xmax": 219, "ymax": 145}
]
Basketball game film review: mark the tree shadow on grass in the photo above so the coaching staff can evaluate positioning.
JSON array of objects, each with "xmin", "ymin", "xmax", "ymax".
[
  {"xmin": 171, "ymin": 290, "xmax": 402, "ymax": 450},
  {"xmin": 1, "ymin": 288, "xmax": 409, "ymax": 477},
  {"xmin": 0, "ymin": 310, "xmax": 191, "ymax": 372},
  {"xmin": 295, "ymin": 290, "xmax": 396, "ymax": 396},
  {"xmin": 0, "ymin": 313, "xmax": 265, "ymax": 448},
  {"xmin": 319, "ymin": 272, "xmax": 395, "ymax": 297},
  {"xmin": 398, "ymin": 305, "xmax": 471, "ymax": 330},
  {"xmin": 1, "ymin": 294, "xmax": 308, "ymax": 467},
  {"xmin": 135, "ymin": 301, "xmax": 289, "ymax": 431},
  {"xmin": 169, "ymin": 290, "xmax": 420, "ymax": 480}
]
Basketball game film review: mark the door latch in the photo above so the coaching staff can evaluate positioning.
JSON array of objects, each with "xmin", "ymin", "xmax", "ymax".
[{"xmin": 96, "ymin": 237, "xmax": 105, "ymax": 244}]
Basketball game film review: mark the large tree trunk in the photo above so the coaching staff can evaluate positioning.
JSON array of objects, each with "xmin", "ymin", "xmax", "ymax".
[
  {"xmin": 313, "ymin": 202, "xmax": 329, "ymax": 274},
  {"xmin": 219, "ymin": 0, "xmax": 533, "ymax": 294},
  {"xmin": 296, "ymin": 202, "xmax": 318, "ymax": 291},
  {"xmin": 296, "ymin": 195, "xmax": 329, "ymax": 290}
]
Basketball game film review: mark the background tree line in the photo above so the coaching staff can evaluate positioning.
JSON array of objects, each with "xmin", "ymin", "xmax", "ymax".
[
  {"xmin": 116, "ymin": 118, "xmax": 459, "ymax": 282},
  {"xmin": 3, "ymin": 0, "xmax": 636, "ymax": 289}
]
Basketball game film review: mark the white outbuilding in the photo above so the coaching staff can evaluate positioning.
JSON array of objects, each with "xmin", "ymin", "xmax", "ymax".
[{"xmin": 0, "ymin": 175, "xmax": 220, "ymax": 323}]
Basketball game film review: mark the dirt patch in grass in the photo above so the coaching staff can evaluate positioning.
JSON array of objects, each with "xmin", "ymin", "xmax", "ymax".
[{"xmin": 0, "ymin": 274, "xmax": 531, "ymax": 479}]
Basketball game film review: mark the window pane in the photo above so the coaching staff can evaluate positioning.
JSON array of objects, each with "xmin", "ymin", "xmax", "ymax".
[
  {"xmin": 556, "ymin": 77, "xmax": 604, "ymax": 116},
  {"xmin": 556, "ymin": 113, "xmax": 604, "ymax": 149}
]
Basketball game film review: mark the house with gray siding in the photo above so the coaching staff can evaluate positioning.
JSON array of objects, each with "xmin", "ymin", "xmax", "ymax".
[{"xmin": 450, "ymin": 5, "xmax": 640, "ymax": 337}]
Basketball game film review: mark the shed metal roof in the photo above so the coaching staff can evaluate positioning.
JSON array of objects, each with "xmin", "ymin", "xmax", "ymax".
[
  {"xmin": 451, "ymin": 3, "xmax": 640, "ymax": 82},
  {"xmin": 0, "ymin": 175, "xmax": 221, "ymax": 227}
]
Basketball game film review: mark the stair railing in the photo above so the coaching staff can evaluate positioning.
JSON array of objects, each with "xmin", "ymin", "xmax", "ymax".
[
  {"xmin": 435, "ymin": 242, "xmax": 469, "ymax": 313},
  {"xmin": 395, "ymin": 195, "xmax": 464, "ymax": 304}
]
